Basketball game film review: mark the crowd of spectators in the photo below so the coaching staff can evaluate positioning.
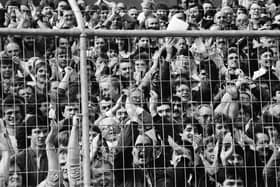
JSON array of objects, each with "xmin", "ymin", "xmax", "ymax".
[{"xmin": 0, "ymin": 0, "xmax": 280, "ymax": 186}]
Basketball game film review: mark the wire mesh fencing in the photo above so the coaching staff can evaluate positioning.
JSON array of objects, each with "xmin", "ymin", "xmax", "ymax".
[{"xmin": 0, "ymin": 30, "xmax": 280, "ymax": 187}]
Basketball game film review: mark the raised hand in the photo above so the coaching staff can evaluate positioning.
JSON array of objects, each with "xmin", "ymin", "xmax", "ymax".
[{"xmin": 46, "ymin": 120, "xmax": 59, "ymax": 148}]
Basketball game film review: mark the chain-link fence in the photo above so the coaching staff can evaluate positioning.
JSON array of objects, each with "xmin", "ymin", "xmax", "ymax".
[{"xmin": 0, "ymin": 28, "xmax": 279, "ymax": 187}]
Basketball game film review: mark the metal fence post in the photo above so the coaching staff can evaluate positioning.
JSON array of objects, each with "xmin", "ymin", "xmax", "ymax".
[
  {"xmin": 80, "ymin": 32, "xmax": 91, "ymax": 187},
  {"xmin": 67, "ymin": 0, "xmax": 90, "ymax": 186}
]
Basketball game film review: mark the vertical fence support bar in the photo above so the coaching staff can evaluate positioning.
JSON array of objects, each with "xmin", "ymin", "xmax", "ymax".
[
  {"xmin": 67, "ymin": 0, "xmax": 90, "ymax": 186},
  {"xmin": 80, "ymin": 32, "xmax": 91, "ymax": 187}
]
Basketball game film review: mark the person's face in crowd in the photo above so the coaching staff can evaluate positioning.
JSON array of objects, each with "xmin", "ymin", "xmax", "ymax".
[
  {"xmin": 215, "ymin": 123, "xmax": 230, "ymax": 136},
  {"xmin": 111, "ymin": 15, "xmax": 122, "ymax": 29},
  {"xmin": 118, "ymin": 62, "xmax": 132, "ymax": 80},
  {"xmin": 95, "ymin": 37, "xmax": 106, "ymax": 54},
  {"xmin": 6, "ymin": 42, "xmax": 20, "ymax": 58},
  {"xmin": 63, "ymin": 10, "xmax": 74, "ymax": 27},
  {"xmin": 227, "ymin": 53, "xmax": 239, "ymax": 69},
  {"xmin": 62, "ymin": 104, "xmax": 79, "ymax": 119},
  {"xmin": 129, "ymin": 89, "xmax": 144, "ymax": 106},
  {"xmin": 187, "ymin": 6, "xmax": 200, "ymax": 24},
  {"xmin": 117, "ymin": 3, "xmax": 126, "ymax": 16},
  {"xmin": 157, "ymin": 104, "xmax": 172, "ymax": 120},
  {"xmin": 91, "ymin": 162, "xmax": 113, "ymax": 187},
  {"xmin": 260, "ymin": 37, "xmax": 277, "ymax": 48},
  {"xmin": 41, "ymin": 5, "xmax": 53, "ymax": 18},
  {"xmin": 227, "ymin": 152, "xmax": 244, "ymax": 166},
  {"xmin": 1, "ymin": 63, "xmax": 13, "ymax": 79},
  {"xmin": 202, "ymin": 3, "xmax": 213, "ymax": 14},
  {"xmin": 259, "ymin": 51, "xmax": 273, "ymax": 68},
  {"xmin": 223, "ymin": 178, "xmax": 244, "ymax": 187},
  {"xmin": 138, "ymin": 37, "xmax": 149, "ymax": 49},
  {"xmin": 216, "ymin": 38, "xmax": 227, "ymax": 51},
  {"xmin": 255, "ymin": 132, "xmax": 272, "ymax": 162},
  {"xmin": 135, "ymin": 59, "xmax": 148, "ymax": 74},
  {"xmin": 180, "ymin": 0, "xmax": 188, "ymax": 9},
  {"xmin": 58, "ymin": 149, "xmax": 68, "ymax": 180},
  {"xmin": 197, "ymin": 106, "xmax": 212, "ymax": 127},
  {"xmin": 236, "ymin": 13, "xmax": 249, "ymax": 30},
  {"xmin": 36, "ymin": 66, "xmax": 50, "ymax": 82},
  {"xmin": 159, "ymin": 18, "xmax": 168, "ymax": 30},
  {"xmin": 3, "ymin": 106, "xmax": 23, "ymax": 127},
  {"xmin": 142, "ymin": 2, "xmax": 153, "ymax": 17},
  {"xmin": 95, "ymin": 56, "xmax": 108, "ymax": 72},
  {"xmin": 116, "ymin": 107, "xmax": 127, "ymax": 123},
  {"xmin": 222, "ymin": 7, "xmax": 234, "ymax": 25},
  {"xmin": 214, "ymin": 11, "xmax": 226, "ymax": 26},
  {"xmin": 128, "ymin": 8, "xmax": 138, "ymax": 20},
  {"xmin": 115, "ymin": 38, "xmax": 125, "ymax": 50},
  {"xmin": 8, "ymin": 163, "xmax": 22, "ymax": 187},
  {"xmin": 39, "ymin": 102, "xmax": 49, "ymax": 116},
  {"xmin": 18, "ymin": 86, "xmax": 34, "ymax": 101},
  {"xmin": 198, "ymin": 69, "xmax": 209, "ymax": 81},
  {"xmin": 57, "ymin": 51, "xmax": 69, "ymax": 68},
  {"xmin": 99, "ymin": 81, "xmax": 119, "ymax": 101},
  {"xmin": 176, "ymin": 84, "xmax": 191, "ymax": 102},
  {"xmin": 49, "ymin": 81, "xmax": 59, "ymax": 95},
  {"xmin": 146, "ymin": 17, "xmax": 159, "ymax": 30},
  {"xmin": 107, "ymin": 49, "xmax": 118, "ymax": 59},
  {"xmin": 156, "ymin": 9, "xmax": 168, "ymax": 18},
  {"xmin": 100, "ymin": 10, "xmax": 109, "ymax": 22},
  {"xmin": 249, "ymin": 3, "xmax": 261, "ymax": 20},
  {"xmin": 57, "ymin": 1, "xmax": 68, "ymax": 16},
  {"xmin": 59, "ymin": 37, "xmax": 70, "ymax": 49},
  {"xmin": 176, "ymin": 38, "xmax": 187, "ymax": 53},
  {"xmin": 99, "ymin": 118, "xmax": 120, "ymax": 143},
  {"xmin": 99, "ymin": 99, "xmax": 113, "ymax": 115},
  {"xmin": 235, "ymin": 106, "xmax": 251, "ymax": 128},
  {"xmin": 181, "ymin": 123, "xmax": 199, "ymax": 142},
  {"xmin": 20, "ymin": 5, "xmax": 31, "ymax": 15},
  {"xmin": 30, "ymin": 127, "xmax": 48, "ymax": 148},
  {"xmin": 204, "ymin": 141, "xmax": 216, "ymax": 163},
  {"xmin": 172, "ymin": 101, "xmax": 182, "ymax": 119},
  {"xmin": 132, "ymin": 135, "xmax": 153, "ymax": 166}
]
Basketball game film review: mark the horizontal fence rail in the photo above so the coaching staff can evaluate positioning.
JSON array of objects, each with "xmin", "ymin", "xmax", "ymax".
[{"xmin": 0, "ymin": 28, "xmax": 279, "ymax": 37}]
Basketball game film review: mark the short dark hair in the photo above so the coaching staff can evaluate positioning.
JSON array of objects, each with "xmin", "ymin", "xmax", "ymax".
[{"xmin": 3, "ymin": 95, "xmax": 24, "ymax": 116}]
